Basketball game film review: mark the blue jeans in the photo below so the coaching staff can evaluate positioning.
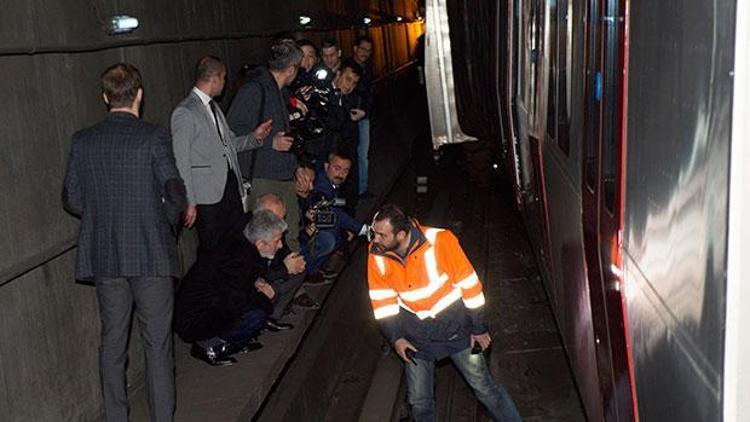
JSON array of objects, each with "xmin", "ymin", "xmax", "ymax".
[
  {"xmin": 357, "ymin": 118, "xmax": 370, "ymax": 194},
  {"xmin": 404, "ymin": 347, "xmax": 522, "ymax": 421},
  {"xmin": 301, "ymin": 229, "xmax": 338, "ymax": 274}
]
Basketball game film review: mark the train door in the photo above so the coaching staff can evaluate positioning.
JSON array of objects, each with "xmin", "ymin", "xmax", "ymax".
[{"xmin": 580, "ymin": 0, "xmax": 634, "ymax": 420}]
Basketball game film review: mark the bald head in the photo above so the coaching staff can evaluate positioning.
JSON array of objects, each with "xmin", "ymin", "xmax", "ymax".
[{"xmin": 253, "ymin": 193, "xmax": 286, "ymax": 219}]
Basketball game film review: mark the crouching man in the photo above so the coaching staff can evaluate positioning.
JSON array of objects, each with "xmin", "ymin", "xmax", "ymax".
[
  {"xmin": 299, "ymin": 149, "xmax": 367, "ymax": 283},
  {"xmin": 174, "ymin": 210, "xmax": 286, "ymax": 366},
  {"xmin": 366, "ymin": 204, "xmax": 522, "ymax": 421}
]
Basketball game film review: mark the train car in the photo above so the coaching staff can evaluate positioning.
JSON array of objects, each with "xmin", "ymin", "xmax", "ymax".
[{"xmin": 424, "ymin": 0, "xmax": 750, "ymax": 420}]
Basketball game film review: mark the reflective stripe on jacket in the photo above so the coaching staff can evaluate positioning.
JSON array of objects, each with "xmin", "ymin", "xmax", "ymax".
[{"xmin": 367, "ymin": 225, "xmax": 486, "ymax": 322}]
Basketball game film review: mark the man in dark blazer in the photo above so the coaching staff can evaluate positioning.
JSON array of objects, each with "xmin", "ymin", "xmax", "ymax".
[
  {"xmin": 171, "ymin": 55, "xmax": 272, "ymax": 251},
  {"xmin": 62, "ymin": 63, "xmax": 187, "ymax": 422}
]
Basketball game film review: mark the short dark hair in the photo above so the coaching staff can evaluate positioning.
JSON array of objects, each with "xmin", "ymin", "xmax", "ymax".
[
  {"xmin": 101, "ymin": 63, "xmax": 142, "ymax": 108},
  {"xmin": 320, "ymin": 39, "xmax": 340, "ymax": 50},
  {"xmin": 194, "ymin": 55, "xmax": 225, "ymax": 83},
  {"xmin": 355, "ymin": 35, "xmax": 374, "ymax": 47},
  {"xmin": 268, "ymin": 40, "xmax": 303, "ymax": 71},
  {"xmin": 373, "ymin": 204, "xmax": 411, "ymax": 235},
  {"xmin": 296, "ymin": 38, "xmax": 318, "ymax": 55},
  {"xmin": 340, "ymin": 59, "xmax": 364, "ymax": 78},
  {"xmin": 327, "ymin": 148, "xmax": 353, "ymax": 164}
]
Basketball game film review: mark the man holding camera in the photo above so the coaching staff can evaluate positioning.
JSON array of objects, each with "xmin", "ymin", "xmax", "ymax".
[
  {"xmin": 300, "ymin": 150, "xmax": 367, "ymax": 282},
  {"xmin": 292, "ymin": 59, "xmax": 365, "ymax": 165},
  {"xmin": 366, "ymin": 204, "xmax": 522, "ymax": 422},
  {"xmin": 227, "ymin": 40, "xmax": 313, "ymax": 251}
]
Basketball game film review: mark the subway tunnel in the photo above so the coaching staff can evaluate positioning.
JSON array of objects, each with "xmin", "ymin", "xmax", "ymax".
[{"xmin": 3, "ymin": 1, "xmax": 749, "ymax": 421}]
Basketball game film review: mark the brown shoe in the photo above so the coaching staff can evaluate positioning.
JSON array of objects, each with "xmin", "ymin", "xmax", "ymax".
[
  {"xmin": 304, "ymin": 272, "xmax": 332, "ymax": 286},
  {"xmin": 293, "ymin": 293, "xmax": 321, "ymax": 310}
]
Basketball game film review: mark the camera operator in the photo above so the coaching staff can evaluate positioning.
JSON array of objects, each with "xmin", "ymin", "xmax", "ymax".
[
  {"xmin": 227, "ymin": 40, "xmax": 313, "ymax": 252},
  {"xmin": 289, "ymin": 60, "xmax": 364, "ymax": 166},
  {"xmin": 299, "ymin": 149, "xmax": 368, "ymax": 282}
]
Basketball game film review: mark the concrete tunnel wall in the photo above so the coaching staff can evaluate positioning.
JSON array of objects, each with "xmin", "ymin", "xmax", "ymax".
[{"xmin": 0, "ymin": 1, "xmax": 421, "ymax": 420}]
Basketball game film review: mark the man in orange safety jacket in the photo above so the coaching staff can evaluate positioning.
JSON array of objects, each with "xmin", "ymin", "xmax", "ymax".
[{"xmin": 367, "ymin": 204, "xmax": 521, "ymax": 421}]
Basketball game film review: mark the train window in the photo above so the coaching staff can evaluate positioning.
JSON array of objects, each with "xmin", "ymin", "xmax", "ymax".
[
  {"xmin": 583, "ymin": 0, "xmax": 600, "ymax": 192},
  {"xmin": 601, "ymin": 1, "xmax": 624, "ymax": 214},
  {"xmin": 546, "ymin": 0, "xmax": 558, "ymax": 142},
  {"xmin": 556, "ymin": 0, "xmax": 572, "ymax": 155},
  {"xmin": 519, "ymin": 0, "xmax": 540, "ymax": 126}
]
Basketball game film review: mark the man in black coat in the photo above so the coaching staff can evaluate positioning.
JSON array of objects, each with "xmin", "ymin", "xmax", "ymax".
[
  {"xmin": 174, "ymin": 209, "xmax": 286, "ymax": 366},
  {"xmin": 252, "ymin": 193, "xmax": 306, "ymax": 329},
  {"xmin": 62, "ymin": 63, "xmax": 187, "ymax": 422}
]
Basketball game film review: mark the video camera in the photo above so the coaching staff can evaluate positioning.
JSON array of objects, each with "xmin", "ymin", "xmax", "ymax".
[
  {"xmin": 309, "ymin": 196, "xmax": 346, "ymax": 230},
  {"xmin": 288, "ymin": 68, "xmax": 338, "ymax": 158}
]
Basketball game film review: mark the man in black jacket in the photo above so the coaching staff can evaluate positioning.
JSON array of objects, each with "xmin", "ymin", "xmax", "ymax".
[
  {"xmin": 252, "ymin": 193, "xmax": 307, "ymax": 329},
  {"xmin": 227, "ymin": 40, "xmax": 312, "ymax": 251},
  {"xmin": 62, "ymin": 63, "xmax": 186, "ymax": 422},
  {"xmin": 174, "ymin": 209, "xmax": 286, "ymax": 366},
  {"xmin": 350, "ymin": 35, "xmax": 375, "ymax": 198}
]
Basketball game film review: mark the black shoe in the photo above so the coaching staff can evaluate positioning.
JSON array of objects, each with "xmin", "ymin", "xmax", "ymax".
[
  {"xmin": 225, "ymin": 339, "xmax": 264, "ymax": 355},
  {"xmin": 266, "ymin": 318, "xmax": 294, "ymax": 332},
  {"xmin": 190, "ymin": 343, "xmax": 237, "ymax": 367}
]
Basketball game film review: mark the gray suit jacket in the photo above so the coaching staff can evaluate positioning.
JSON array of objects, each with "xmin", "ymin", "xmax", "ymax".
[
  {"xmin": 171, "ymin": 89, "xmax": 261, "ymax": 205},
  {"xmin": 62, "ymin": 112, "xmax": 187, "ymax": 280}
]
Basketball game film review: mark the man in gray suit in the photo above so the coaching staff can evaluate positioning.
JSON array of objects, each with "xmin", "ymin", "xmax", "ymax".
[
  {"xmin": 62, "ymin": 63, "xmax": 187, "ymax": 422},
  {"xmin": 171, "ymin": 55, "xmax": 272, "ymax": 250}
]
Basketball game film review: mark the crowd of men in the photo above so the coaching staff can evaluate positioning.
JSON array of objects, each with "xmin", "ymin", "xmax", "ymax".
[
  {"xmin": 63, "ymin": 33, "xmax": 520, "ymax": 422},
  {"xmin": 63, "ymin": 35, "xmax": 377, "ymax": 420}
]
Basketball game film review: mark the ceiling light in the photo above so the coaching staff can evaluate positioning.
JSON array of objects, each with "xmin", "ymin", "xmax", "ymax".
[
  {"xmin": 299, "ymin": 15, "xmax": 312, "ymax": 25},
  {"xmin": 363, "ymin": 17, "xmax": 372, "ymax": 25},
  {"xmin": 108, "ymin": 15, "xmax": 139, "ymax": 35}
]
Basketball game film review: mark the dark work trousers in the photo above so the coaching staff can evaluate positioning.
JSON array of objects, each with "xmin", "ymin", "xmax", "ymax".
[
  {"xmin": 95, "ymin": 276, "xmax": 175, "ymax": 422},
  {"xmin": 195, "ymin": 169, "xmax": 245, "ymax": 252}
]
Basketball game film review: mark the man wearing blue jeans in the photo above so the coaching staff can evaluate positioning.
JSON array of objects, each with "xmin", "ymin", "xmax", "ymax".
[
  {"xmin": 367, "ymin": 204, "xmax": 521, "ymax": 421},
  {"xmin": 300, "ymin": 150, "xmax": 367, "ymax": 278}
]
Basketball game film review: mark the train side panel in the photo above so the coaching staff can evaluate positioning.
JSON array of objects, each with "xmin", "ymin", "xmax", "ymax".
[{"xmin": 623, "ymin": 2, "xmax": 734, "ymax": 419}]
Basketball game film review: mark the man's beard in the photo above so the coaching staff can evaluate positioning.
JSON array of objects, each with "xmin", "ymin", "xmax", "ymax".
[{"xmin": 374, "ymin": 239, "xmax": 399, "ymax": 253}]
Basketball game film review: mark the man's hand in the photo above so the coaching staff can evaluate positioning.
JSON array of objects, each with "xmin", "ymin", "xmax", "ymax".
[
  {"xmin": 272, "ymin": 131, "xmax": 294, "ymax": 151},
  {"xmin": 283, "ymin": 252, "xmax": 306, "ymax": 275},
  {"xmin": 183, "ymin": 205, "xmax": 198, "ymax": 228},
  {"xmin": 304, "ymin": 221, "xmax": 318, "ymax": 237},
  {"xmin": 295, "ymin": 167, "xmax": 314, "ymax": 197},
  {"xmin": 295, "ymin": 85, "xmax": 313, "ymax": 101},
  {"xmin": 470, "ymin": 332, "xmax": 492, "ymax": 352},
  {"xmin": 254, "ymin": 119, "xmax": 273, "ymax": 141},
  {"xmin": 394, "ymin": 338, "xmax": 418, "ymax": 363},
  {"xmin": 349, "ymin": 108, "xmax": 366, "ymax": 122},
  {"xmin": 255, "ymin": 278, "xmax": 276, "ymax": 300},
  {"xmin": 294, "ymin": 100, "xmax": 309, "ymax": 115}
]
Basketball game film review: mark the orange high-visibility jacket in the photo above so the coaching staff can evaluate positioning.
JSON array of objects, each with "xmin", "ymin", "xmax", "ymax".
[{"xmin": 367, "ymin": 224, "xmax": 486, "ymax": 322}]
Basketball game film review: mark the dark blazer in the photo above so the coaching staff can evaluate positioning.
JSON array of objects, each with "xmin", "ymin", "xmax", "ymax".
[
  {"xmin": 174, "ymin": 235, "xmax": 272, "ymax": 342},
  {"xmin": 62, "ymin": 112, "xmax": 186, "ymax": 281}
]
